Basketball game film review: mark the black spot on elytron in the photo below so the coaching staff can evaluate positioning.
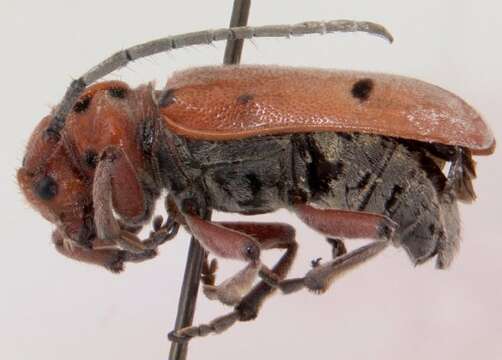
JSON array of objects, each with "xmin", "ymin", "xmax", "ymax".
[
  {"xmin": 84, "ymin": 149, "xmax": 98, "ymax": 168},
  {"xmin": 351, "ymin": 78, "xmax": 374, "ymax": 101},
  {"xmin": 73, "ymin": 96, "xmax": 91, "ymax": 113},
  {"xmin": 159, "ymin": 89, "xmax": 176, "ymax": 107},
  {"xmin": 108, "ymin": 87, "xmax": 128, "ymax": 99},
  {"xmin": 34, "ymin": 175, "xmax": 58, "ymax": 200},
  {"xmin": 237, "ymin": 94, "xmax": 254, "ymax": 104}
]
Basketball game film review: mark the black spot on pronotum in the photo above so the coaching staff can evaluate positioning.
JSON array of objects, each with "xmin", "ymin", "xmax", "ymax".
[
  {"xmin": 159, "ymin": 89, "xmax": 176, "ymax": 107},
  {"xmin": 237, "ymin": 94, "xmax": 254, "ymax": 104},
  {"xmin": 34, "ymin": 175, "xmax": 58, "ymax": 200},
  {"xmin": 351, "ymin": 78, "xmax": 374, "ymax": 101},
  {"xmin": 73, "ymin": 96, "xmax": 91, "ymax": 113},
  {"xmin": 108, "ymin": 87, "xmax": 128, "ymax": 99},
  {"xmin": 83, "ymin": 149, "xmax": 98, "ymax": 168}
]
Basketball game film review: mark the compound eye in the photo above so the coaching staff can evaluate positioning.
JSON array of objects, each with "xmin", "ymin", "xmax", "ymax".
[{"xmin": 33, "ymin": 175, "xmax": 58, "ymax": 200}]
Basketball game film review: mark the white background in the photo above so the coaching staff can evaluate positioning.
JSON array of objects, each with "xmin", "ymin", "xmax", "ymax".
[{"xmin": 1, "ymin": 1, "xmax": 501, "ymax": 359}]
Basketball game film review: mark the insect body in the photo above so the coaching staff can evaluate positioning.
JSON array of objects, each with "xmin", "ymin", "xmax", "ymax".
[{"xmin": 17, "ymin": 22, "xmax": 495, "ymax": 341}]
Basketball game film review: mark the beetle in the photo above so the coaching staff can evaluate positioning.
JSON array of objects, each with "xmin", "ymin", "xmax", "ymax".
[{"xmin": 17, "ymin": 19, "xmax": 495, "ymax": 342}]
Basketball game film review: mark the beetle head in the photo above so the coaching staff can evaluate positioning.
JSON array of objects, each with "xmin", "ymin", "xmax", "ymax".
[
  {"xmin": 18, "ymin": 81, "xmax": 160, "ymax": 247},
  {"xmin": 18, "ymin": 115, "xmax": 95, "ymax": 246}
]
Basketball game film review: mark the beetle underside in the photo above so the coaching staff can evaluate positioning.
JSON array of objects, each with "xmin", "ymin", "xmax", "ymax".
[{"xmin": 170, "ymin": 131, "xmax": 472, "ymax": 269}]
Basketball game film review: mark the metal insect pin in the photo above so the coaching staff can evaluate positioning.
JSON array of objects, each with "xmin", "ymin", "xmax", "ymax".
[
  {"xmin": 17, "ymin": 1, "xmax": 495, "ymax": 358},
  {"xmin": 169, "ymin": 1, "xmax": 251, "ymax": 359}
]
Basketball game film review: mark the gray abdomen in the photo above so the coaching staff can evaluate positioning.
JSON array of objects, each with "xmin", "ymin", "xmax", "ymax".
[
  {"xmin": 185, "ymin": 132, "xmax": 460, "ymax": 268},
  {"xmin": 309, "ymin": 132, "xmax": 460, "ymax": 268}
]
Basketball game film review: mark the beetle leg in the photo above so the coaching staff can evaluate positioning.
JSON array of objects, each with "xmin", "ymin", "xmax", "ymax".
[
  {"xmin": 199, "ymin": 222, "xmax": 297, "ymax": 306},
  {"xmin": 327, "ymin": 238, "xmax": 348, "ymax": 258},
  {"xmin": 168, "ymin": 222, "xmax": 297, "ymax": 342},
  {"xmin": 168, "ymin": 311, "xmax": 241, "ymax": 343},
  {"xmin": 168, "ymin": 207, "xmax": 394, "ymax": 342},
  {"xmin": 201, "ymin": 262, "xmax": 260, "ymax": 306},
  {"xmin": 201, "ymin": 253, "xmax": 218, "ymax": 287},
  {"xmin": 147, "ymin": 214, "xmax": 180, "ymax": 244},
  {"xmin": 52, "ymin": 230, "xmax": 156, "ymax": 273},
  {"xmin": 294, "ymin": 203, "xmax": 396, "ymax": 241},
  {"xmin": 260, "ymin": 241, "xmax": 389, "ymax": 295},
  {"xmin": 310, "ymin": 238, "xmax": 347, "ymax": 268},
  {"xmin": 93, "ymin": 147, "xmax": 179, "ymax": 253},
  {"xmin": 168, "ymin": 245, "xmax": 385, "ymax": 342},
  {"xmin": 183, "ymin": 215, "xmax": 260, "ymax": 304},
  {"xmin": 183, "ymin": 215, "xmax": 262, "ymax": 306},
  {"xmin": 258, "ymin": 204, "xmax": 396, "ymax": 294},
  {"xmin": 312, "ymin": 238, "xmax": 347, "ymax": 267}
]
